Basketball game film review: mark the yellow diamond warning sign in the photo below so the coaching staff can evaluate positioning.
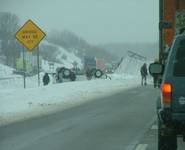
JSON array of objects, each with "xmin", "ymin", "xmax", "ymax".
[{"xmin": 16, "ymin": 20, "xmax": 46, "ymax": 52}]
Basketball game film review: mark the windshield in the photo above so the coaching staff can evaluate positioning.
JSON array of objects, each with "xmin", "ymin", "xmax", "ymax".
[{"xmin": 174, "ymin": 39, "xmax": 185, "ymax": 76}]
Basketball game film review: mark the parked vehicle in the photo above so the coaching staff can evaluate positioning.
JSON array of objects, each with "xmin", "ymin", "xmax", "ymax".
[
  {"xmin": 84, "ymin": 56, "xmax": 96, "ymax": 72},
  {"xmin": 96, "ymin": 58, "xmax": 106, "ymax": 72},
  {"xmin": 56, "ymin": 67, "xmax": 76, "ymax": 83},
  {"xmin": 150, "ymin": 34, "xmax": 185, "ymax": 150},
  {"xmin": 84, "ymin": 56, "xmax": 105, "ymax": 80},
  {"xmin": 149, "ymin": 1, "xmax": 185, "ymax": 149}
]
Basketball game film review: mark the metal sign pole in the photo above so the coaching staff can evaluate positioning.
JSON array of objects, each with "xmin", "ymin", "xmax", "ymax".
[
  {"xmin": 37, "ymin": 46, "xmax": 40, "ymax": 86},
  {"xmin": 23, "ymin": 46, "xmax": 26, "ymax": 88},
  {"xmin": 15, "ymin": 20, "xmax": 46, "ymax": 88}
]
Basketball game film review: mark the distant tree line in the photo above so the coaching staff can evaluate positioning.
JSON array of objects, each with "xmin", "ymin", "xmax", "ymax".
[
  {"xmin": 0, "ymin": 12, "xmax": 116, "ymax": 69},
  {"xmin": 0, "ymin": 12, "xmax": 21, "ymax": 67},
  {"xmin": 47, "ymin": 30, "xmax": 116, "ymax": 63}
]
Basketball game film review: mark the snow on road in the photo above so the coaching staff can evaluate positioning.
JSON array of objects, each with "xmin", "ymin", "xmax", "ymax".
[{"xmin": 0, "ymin": 75, "xmax": 140, "ymax": 126}]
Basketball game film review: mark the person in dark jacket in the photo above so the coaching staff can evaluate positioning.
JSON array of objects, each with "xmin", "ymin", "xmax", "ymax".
[
  {"xmin": 151, "ymin": 59, "xmax": 161, "ymax": 88},
  {"xmin": 85, "ymin": 68, "xmax": 93, "ymax": 80},
  {"xmin": 43, "ymin": 73, "xmax": 50, "ymax": 86},
  {"xmin": 140, "ymin": 63, "xmax": 148, "ymax": 86}
]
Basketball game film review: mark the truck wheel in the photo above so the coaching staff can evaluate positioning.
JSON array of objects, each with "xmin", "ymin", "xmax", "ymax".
[
  {"xmin": 70, "ymin": 72, "xmax": 76, "ymax": 81},
  {"xmin": 94, "ymin": 69, "xmax": 103, "ymax": 78},
  {"xmin": 158, "ymin": 120, "xmax": 177, "ymax": 150},
  {"xmin": 63, "ymin": 68, "xmax": 71, "ymax": 79},
  {"xmin": 90, "ymin": 68, "xmax": 96, "ymax": 76}
]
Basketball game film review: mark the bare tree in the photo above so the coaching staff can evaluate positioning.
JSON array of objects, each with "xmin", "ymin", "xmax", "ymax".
[
  {"xmin": 0, "ymin": 12, "xmax": 19, "ymax": 40},
  {"xmin": 0, "ymin": 12, "xmax": 20, "ymax": 66}
]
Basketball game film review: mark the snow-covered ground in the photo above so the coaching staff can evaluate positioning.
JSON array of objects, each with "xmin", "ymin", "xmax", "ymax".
[
  {"xmin": 0, "ymin": 54, "xmax": 146, "ymax": 127},
  {"xmin": 0, "ymin": 64, "xmax": 21, "ymax": 79},
  {"xmin": 0, "ymin": 58, "xmax": 79, "ymax": 89},
  {"xmin": 41, "ymin": 41, "xmax": 82, "ymax": 69},
  {"xmin": 115, "ymin": 55, "xmax": 150, "ymax": 76},
  {"xmin": 0, "ymin": 75, "xmax": 140, "ymax": 127},
  {"xmin": 0, "ymin": 67, "xmax": 52, "ymax": 89}
]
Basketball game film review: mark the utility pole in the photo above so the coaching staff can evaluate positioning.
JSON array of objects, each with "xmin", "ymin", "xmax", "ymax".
[
  {"xmin": 22, "ymin": 46, "xmax": 26, "ymax": 88},
  {"xmin": 37, "ymin": 46, "xmax": 40, "ymax": 86},
  {"xmin": 159, "ymin": 0, "xmax": 164, "ymax": 63}
]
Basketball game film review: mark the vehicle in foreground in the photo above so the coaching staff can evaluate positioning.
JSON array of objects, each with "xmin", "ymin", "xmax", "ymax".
[
  {"xmin": 150, "ymin": 1, "xmax": 185, "ymax": 149},
  {"xmin": 150, "ymin": 34, "xmax": 185, "ymax": 150}
]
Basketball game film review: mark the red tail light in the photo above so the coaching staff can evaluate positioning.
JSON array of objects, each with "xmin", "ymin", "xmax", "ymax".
[{"xmin": 162, "ymin": 83, "xmax": 172, "ymax": 105}]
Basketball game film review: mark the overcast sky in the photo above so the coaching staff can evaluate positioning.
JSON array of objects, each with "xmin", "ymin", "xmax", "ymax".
[{"xmin": 0, "ymin": 0, "xmax": 159, "ymax": 44}]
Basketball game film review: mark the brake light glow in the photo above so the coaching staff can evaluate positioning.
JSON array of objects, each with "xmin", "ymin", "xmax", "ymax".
[{"xmin": 162, "ymin": 83, "xmax": 172, "ymax": 105}]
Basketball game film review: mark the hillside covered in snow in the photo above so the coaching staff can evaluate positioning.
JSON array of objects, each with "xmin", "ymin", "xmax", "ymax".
[{"xmin": 41, "ymin": 41, "xmax": 82, "ymax": 70}]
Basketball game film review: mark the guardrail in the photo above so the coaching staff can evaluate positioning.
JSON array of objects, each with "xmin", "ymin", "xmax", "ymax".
[{"xmin": 0, "ymin": 76, "xmax": 22, "ymax": 81}]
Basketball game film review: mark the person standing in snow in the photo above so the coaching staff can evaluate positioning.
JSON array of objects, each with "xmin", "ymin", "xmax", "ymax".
[
  {"xmin": 52, "ymin": 73, "xmax": 57, "ymax": 84},
  {"xmin": 43, "ymin": 73, "xmax": 50, "ymax": 86},
  {"xmin": 85, "ymin": 67, "xmax": 93, "ymax": 80},
  {"xmin": 140, "ymin": 63, "xmax": 148, "ymax": 86},
  {"xmin": 151, "ymin": 59, "xmax": 161, "ymax": 88}
]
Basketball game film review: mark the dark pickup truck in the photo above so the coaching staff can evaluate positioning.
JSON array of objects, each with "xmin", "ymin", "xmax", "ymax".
[{"xmin": 150, "ymin": 34, "xmax": 185, "ymax": 150}]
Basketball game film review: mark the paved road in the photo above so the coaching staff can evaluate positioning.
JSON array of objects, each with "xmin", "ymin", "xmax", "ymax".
[
  {"xmin": 138, "ymin": 121, "xmax": 185, "ymax": 150},
  {"xmin": 0, "ymin": 86, "xmax": 158, "ymax": 150}
]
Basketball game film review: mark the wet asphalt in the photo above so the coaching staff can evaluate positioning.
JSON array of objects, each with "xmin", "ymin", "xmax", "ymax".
[{"xmin": 0, "ymin": 86, "xmax": 158, "ymax": 150}]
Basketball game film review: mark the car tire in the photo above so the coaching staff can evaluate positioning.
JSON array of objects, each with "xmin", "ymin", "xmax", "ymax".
[
  {"xmin": 57, "ymin": 67, "xmax": 66, "ymax": 82},
  {"xmin": 90, "ymin": 68, "xmax": 96, "ymax": 76},
  {"xmin": 63, "ymin": 68, "xmax": 71, "ymax": 79},
  {"xmin": 158, "ymin": 119, "xmax": 177, "ymax": 150},
  {"xmin": 70, "ymin": 72, "xmax": 76, "ymax": 81},
  {"xmin": 94, "ymin": 69, "xmax": 103, "ymax": 78}
]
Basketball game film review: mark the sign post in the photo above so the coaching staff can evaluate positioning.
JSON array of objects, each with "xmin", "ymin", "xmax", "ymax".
[
  {"xmin": 15, "ymin": 20, "xmax": 46, "ymax": 88},
  {"xmin": 22, "ymin": 46, "xmax": 26, "ymax": 88},
  {"xmin": 37, "ymin": 46, "xmax": 40, "ymax": 86}
]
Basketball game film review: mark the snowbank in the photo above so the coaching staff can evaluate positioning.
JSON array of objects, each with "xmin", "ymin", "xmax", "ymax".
[
  {"xmin": 0, "ymin": 62, "xmax": 69, "ymax": 90},
  {"xmin": 0, "ymin": 77, "xmax": 140, "ymax": 126},
  {"xmin": 0, "ymin": 64, "xmax": 21, "ymax": 78},
  {"xmin": 0, "ymin": 53, "xmax": 143, "ymax": 127}
]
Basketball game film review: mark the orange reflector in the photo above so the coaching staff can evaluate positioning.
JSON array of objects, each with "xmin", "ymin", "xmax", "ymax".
[
  {"xmin": 162, "ymin": 83, "xmax": 172, "ymax": 93},
  {"xmin": 162, "ymin": 83, "xmax": 172, "ymax": 105}
]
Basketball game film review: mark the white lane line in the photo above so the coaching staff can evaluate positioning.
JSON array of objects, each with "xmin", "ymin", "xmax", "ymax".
[
  {"xmin": 151, "ymin": 125, "xmax": 158, "ymax": 130},
  {"xmin": 135, "ymin": 144, "xmax": 148, "ymax": 150}
]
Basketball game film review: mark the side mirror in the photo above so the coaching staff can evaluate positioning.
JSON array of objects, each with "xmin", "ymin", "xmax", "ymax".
[{"xmin": 149, "ymin": 63, "xmax": 164, "ymax": 75}]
